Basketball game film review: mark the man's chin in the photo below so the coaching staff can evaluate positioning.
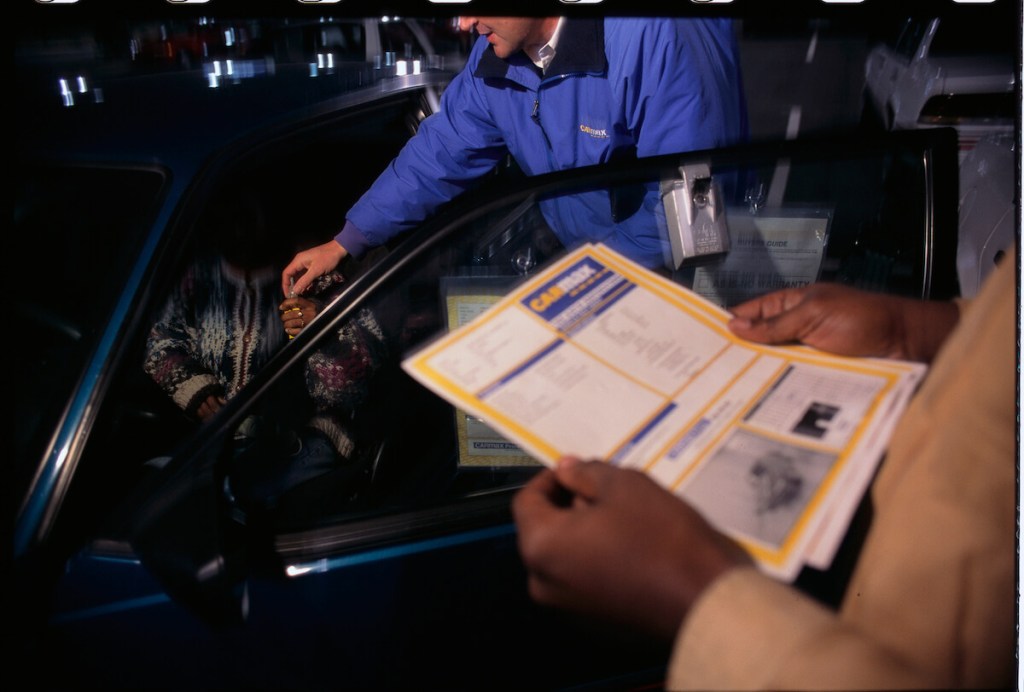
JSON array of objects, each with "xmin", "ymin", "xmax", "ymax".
[{"xmin": 488, "ymin": 41, "xmax": 512, "ymax": 59}]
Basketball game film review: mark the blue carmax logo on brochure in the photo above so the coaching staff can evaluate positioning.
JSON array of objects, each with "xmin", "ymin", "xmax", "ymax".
[
  {"xmin": 523, "ymin": 257, "xmax": 606, "ymax": 315},
  {"xmin": 522, "ymin": 256, "xmax": 634, "ymax": 333}
]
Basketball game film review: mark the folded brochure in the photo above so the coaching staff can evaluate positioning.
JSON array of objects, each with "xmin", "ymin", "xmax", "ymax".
[{"xmin": 402, "ymin": 243, "xmax": 925, "ymax": 581}]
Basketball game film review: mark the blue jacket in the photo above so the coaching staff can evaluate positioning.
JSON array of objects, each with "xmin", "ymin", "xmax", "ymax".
[{"xmin": 340, "ymin": 17, "xmax": 748, "ymax": 268}]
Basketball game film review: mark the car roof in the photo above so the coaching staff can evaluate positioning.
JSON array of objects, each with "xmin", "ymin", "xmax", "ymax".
[{"xmin": 18, "ymin": 60, "xmax": 445, "ymax": 173}]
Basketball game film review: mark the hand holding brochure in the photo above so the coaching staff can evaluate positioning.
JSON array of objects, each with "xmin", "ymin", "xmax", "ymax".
[{"xmin": 402, "ymin": 244, "xmax": 925, "ymax": 581}]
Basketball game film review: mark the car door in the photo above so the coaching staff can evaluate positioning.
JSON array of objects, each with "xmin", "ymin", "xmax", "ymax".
[{"xmin": 25, "ymin": 126, "xmax": 960, "ymax": 690}]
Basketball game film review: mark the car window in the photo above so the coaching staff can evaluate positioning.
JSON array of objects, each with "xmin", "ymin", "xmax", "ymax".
[
  {"xmin": 284, "ymin": 130, "xmax": 956, "ymax": 529},
  {"xmin": 28, "ymin": 87, "xmax": 436, "ymax": 553},
  {"xmin": 89, "ymin": 129, "xmax": 958, "ymax": 567},
  {"xmin": 13, "ymin": 164, "xmax": 165, "ymax": 490}
]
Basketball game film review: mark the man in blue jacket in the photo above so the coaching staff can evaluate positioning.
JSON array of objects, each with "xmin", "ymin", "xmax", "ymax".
[{"xmin": 283, "ymin": 16, "xmax": 748, "ymax": 296}]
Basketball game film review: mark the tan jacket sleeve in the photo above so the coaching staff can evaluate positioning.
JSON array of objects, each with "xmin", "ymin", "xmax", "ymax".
[
  {"xmin": 667, "ymin": 567, "xmax": 942, "ymax": 690},
  {"xmin": 667, "ymin": 252, "xmax": 1017, "ymax": 690}
]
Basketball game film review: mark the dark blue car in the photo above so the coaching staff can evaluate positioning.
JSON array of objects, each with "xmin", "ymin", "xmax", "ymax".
[{"xmin": 15, "ymin": 9, "xmax": 965, "ymax": 690}]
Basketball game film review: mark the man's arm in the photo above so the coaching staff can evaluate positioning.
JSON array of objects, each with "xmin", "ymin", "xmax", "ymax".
[
  {"xmin": 513, "ymin": 460, "xmax": 945, "ymax": 690},
  {"xmin": 282, "ymin": 39, "xmax": 507, "ymax": 296},
  {"xmin": 342, "ymin": 66, "xmax": 509, "ymax": 246}
]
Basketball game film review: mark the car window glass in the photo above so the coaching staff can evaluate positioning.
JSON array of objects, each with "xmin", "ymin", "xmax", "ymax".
[
  {"xmin": 49, "ymin": 88, "xmax": 434, "ymax": 544},
  {"xmin": 76, "ymin": 130, "xmax": 956, "ymax": 558},
  {"xmin": 13, "ymin": 165, "xmax": 164, "ymax": 486},
  {"xmin": 155, "ymin": 132, "xmax": 955, "ymax": 537}
]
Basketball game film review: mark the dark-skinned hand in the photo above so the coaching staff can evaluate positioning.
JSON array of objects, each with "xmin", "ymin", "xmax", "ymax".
[
  {"xmin": 727, "ymin": 282, "xmax": 959, "ymax": 363},
  {"xmin": 513, "ymin": 457, "xmax": 751, "ymax": 640}
]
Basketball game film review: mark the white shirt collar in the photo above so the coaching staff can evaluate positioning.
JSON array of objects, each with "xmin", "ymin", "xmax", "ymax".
[{"xmin": 529, "ymin": 18, "xmax": 565, "ymax": 73}]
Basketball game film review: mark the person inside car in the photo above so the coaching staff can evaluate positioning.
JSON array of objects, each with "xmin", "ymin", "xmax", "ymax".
[
  {"xmin": 143, "ymin": 190, "xmax": 388, "ymax": 515},
  {"xmin": 282, "ymin": 15, "xmax": 748, "ymax": 297},
  {"xmin": 512, "ymin": 249, "xmax": 1015, "ymax": 689}
]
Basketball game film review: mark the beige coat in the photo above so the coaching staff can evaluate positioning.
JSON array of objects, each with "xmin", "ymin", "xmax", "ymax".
[{"xmin": 668, "ymin": 254, "xmax": 1017, "ymax": 690}]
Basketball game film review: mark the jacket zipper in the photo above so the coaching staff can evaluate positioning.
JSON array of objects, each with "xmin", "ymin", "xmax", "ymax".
[{"xmin": 531, "ymin": 97, "xmax": 553, "ymax": 152}]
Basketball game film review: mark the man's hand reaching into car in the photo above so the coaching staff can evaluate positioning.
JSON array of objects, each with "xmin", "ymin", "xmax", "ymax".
[{"xmin": 281, "ymin": 239, "xmax": 348, "ymax": 297}]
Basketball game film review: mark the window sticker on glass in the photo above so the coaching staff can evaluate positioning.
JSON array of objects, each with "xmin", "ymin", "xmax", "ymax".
[
  {"xmin": 690, "ymin": 208, "xmax": 831, "ymax": 308},
  {"xmin": 442, "ymin": 277, "xmax": 542, "ymax": 468}
]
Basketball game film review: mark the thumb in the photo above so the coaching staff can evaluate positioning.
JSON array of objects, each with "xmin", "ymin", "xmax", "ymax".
[
  {"xmin": 291, "ymin": 273, "xmax": 313, "ymax": 296},
  {"xmin": 281, "ymin": 261, "xmax": 305, "ymax": 297}
]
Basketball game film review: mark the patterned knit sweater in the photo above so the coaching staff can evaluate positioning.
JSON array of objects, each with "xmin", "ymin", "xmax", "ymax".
[{"xmin": 143, "ymin": 256, "xmax": 386, "ymax": 459}]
